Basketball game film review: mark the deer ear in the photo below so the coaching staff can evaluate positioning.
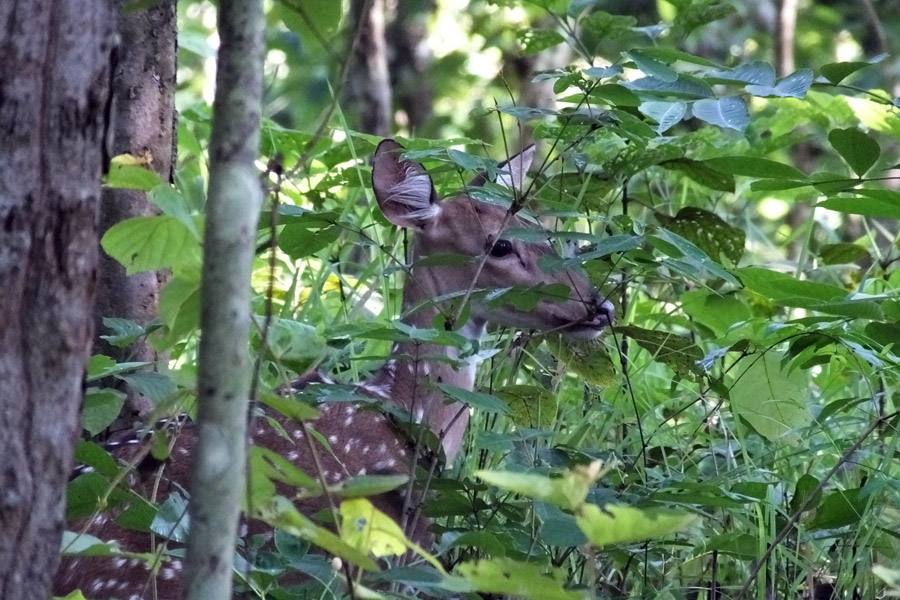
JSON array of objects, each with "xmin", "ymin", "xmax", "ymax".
[
  {"xmin": 466, "ymin": 144, "xmax": 536, "ymax": 190},
  {"xmin": 372, "ymin": 139, "xmax": 441, "ymax": 230}
]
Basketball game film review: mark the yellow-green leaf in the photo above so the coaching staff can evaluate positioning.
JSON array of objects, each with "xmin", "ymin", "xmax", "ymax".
[
  {"xmin": 456, "ymin": 558, "xmax": 586, "ymax": 600},
  {"xmin": 576, "ymin": 504, "xmax": 698, "ymax": 546},
  {"xmin": 476, "ymin": 461, "xmax": 606, "ymax": 511}
]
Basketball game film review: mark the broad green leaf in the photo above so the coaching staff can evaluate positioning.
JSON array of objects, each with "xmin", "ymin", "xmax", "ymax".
[
  {"xmin": 790, "ymin": 474, "xmax": 822, "ymax": 514},
  {"xmin": 818, "ymin": 190, "xmax": 900, "ymax": 219},
  {"xmin": 450, "ymin": 531, "xmax": 507, "ymax": 556},
  {"xmin": 680, "ymin": 290, "xmax": 752, "ymax": 338},
  {"xmin": 808, "ymin": 488, "xmax": 865, "ymax": 530},
  {"xmin": 691, "ymin": 97, "xmax": 750, "ymax": 131},
  {"xmin": 118, "ymin": 372, "xmax": 176, "ymax": 404},
  {"xmin": 101, "ymin": 215, "xmax": 201, "ymax": 275},
  {"xmin": 626, "ymin": 74, "xmax": 714, "ymax": 98},
  {"xmin": 456, "ymin": 558, "xmax": 586, "ymax": 600},
  {"xmin": 589, "ymin": 84, "xmax": 641, "ymax": 107},
  {"xmin": 151, "ymin": 492, "xmax": 190, "ymax": 543},
  {"xmin": 105, "ymin": 155, "xmax": 162, "ymax": 190},
  {"xmin": 745, "ymin": 69, "xmax": 813, "ymax": 98},
  {"xmin": 638, "ymin": 100, "xmax": 686, "ymax": 133},
  {"xmin": 476, "ymin": 461, "xmax": 605, "ymax": 511},
  {"xmin": 60, "ymin": 531, "xmax": 155, "ymax": 563},
  {"xmin": 576, "ymin": 504, "xmax": 698, "ymax": 546},
  {"xmin": 730, "ymin": 352, "xmax": 811, "ymax": 445},
  {"xmin": 437, "ymin": 384, "xmax": 509, "ymax": 414},
  {"xmin": 811, "ymin": 172, "xmax": 860, "ymax": 194},
  {"xmin": 707, "ymin": 61, "xmax": 775, "ymax": 86},
  {"xmin": 497, "ymin": 385, "xmax": 557, "ymax": 428},
  {"xmin": 828, "ymin": 128, "xmax": 880, "ymax": 176},
  {"xmin": 660, "ymin": 158, "xmax": 735, "ymax": 192},
  {"xmin": 625, "ymin": 50, "xmax": 678, "ymax": 82},
  {"xmin": 340, "ymin": 498, "xmax": 445, "ymax": 572},
  {"xmin": 819, "ymin": 243, "xmax": 869, "ymax": 265},
  {"xmin": 517, "ymin": 29, "xmax": 565, "ymax": 54},
  {"xmin": 820, "ymin": 60, "xmax": 874, "ymax": 85},
  {"xmin": 547, "ymin": 335, "xmax": 617, "ymax": 386},
  {"xmin": 253, "ymin": 496, "xmax": 379, "ymax": 571},
  {"xmin": 649, "ymin": 229, "xmax": 739, "ymax": 284},
  {"xmin": 73, "ymin": 441, "xmax": 120, "ymax": 479},
  {"xmin": 635, "ymin": 47, "xmax": 721, "ymax": 68},
  {"xmin": 738, "ymin": 267, "xmax": 846, "ymax": 308},
  {"xmin": 657, "ymin": 206, "xmax": 745, "ymax": 265},
  {"xmin": 705, "ymin": 156, "xmax": 807, "ymax": 181},
  {"xmin": 150, "ymin": 186, "xmax": 199, "ymax": 236},
  {"xmin": 99, "ymin": 317, "xmax": 144, "ymax": 348},
  {"xmin": 334, "ymin": 474, "xmax": 409, "ymax": 498},
  {"xmin": 617, "ymin": 325, "xmax": 704, "ymax": 379},
  {"xmin": 278, "ymin": 0, "xmax": 343, "ymax": 39},
  {"xmin": 82, "ymin": 388, "xmax": 126, "ymax": 436}
]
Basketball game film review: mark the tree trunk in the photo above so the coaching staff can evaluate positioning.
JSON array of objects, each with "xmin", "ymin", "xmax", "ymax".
[
  {"xmin": 182, "ymin": 0, "xmax": 265, "ymax": 598},
  {"xmin": 389, "ymin": 0, "xmax": 435, "ymax": 133},
  {"xmin": 96, "ymin": 0, "xmax": 177, "ymax": 417},
  {"xmin": 0, "ymin": 3, "xmax": 114, "ymax": 599},
  {"xmin": 346, "ymin": 0, "xmax": 392, "ymax": 137}
]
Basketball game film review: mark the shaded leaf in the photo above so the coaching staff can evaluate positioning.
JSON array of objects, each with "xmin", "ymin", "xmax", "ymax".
[
  {"xmin": 692, "ymin": 97, "xmax": 750, "ymax": 131},
  {"xmin": 660, "ymin": 158, "xmax": 735, "ymax": 192},
  {"xmin": 828, "ymin": 128, "xmax": 880, "ymax": 176},
  {"xmin": 730, "ymin": 352, "xmax": 811, "ymax": 445},
  {"xmin": 657, "ymin": 206, "xmax": 745, "ymax": 264},
  {"xmin": 617, "ymin": 325, "xmax": 704, "ymax": 379}
]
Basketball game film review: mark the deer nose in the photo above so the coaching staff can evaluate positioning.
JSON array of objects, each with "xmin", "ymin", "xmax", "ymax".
[{"xmin": 594, "ymin": 297, "xmax": 615, "ymax": 327}]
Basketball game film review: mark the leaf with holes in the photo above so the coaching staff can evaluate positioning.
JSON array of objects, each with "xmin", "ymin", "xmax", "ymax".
[
  {"xmin": 657, "ymin": 206, "xmax": 745, "ymax": 265},
  {"xmin": 497, "ymin": 385, "xmax": 557, "ymax": 428},
  {"xmin": 829, "ymin": 128, "xmax": 880, "ymax": 176},
  {"xmin": 731, "ymin": 352, "xmax": 811, "ymax": 445},
  {"xmin": 576, "ymin": 504, "xmax": 698, "ymax": 546},
  {"xmin": 456, "ymin": 558, "xmax": 586, "ymax": 600},
  {"xmin": 660, "ymin": 158, "xmax": 735, "ymax": 193},
  {"xmin": 617, "ymin": 325, "xmax": 704, "ymax": 380},
  {"xmin": 547, "ymin": 335, "xmax": 617, "ymax": 386}
]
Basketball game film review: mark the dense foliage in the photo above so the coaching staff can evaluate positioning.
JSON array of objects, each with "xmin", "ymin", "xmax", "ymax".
[{"xmin": 67, "ymin": 1, "xmax": 900, "ymax": 599}]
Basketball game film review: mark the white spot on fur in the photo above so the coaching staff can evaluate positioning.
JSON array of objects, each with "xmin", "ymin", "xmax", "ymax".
[
  {"xmin": 287, "ymin": 451, "xmax": 299, "ymax": 461},
  {"xmin": 92, "ymin": 514, "xmax": 107, "ymax": 526},
  {"xmin": 171, "ymin": 559, "xmax": 182, "ymax": 571},
  {"xmin": 292, "ymin": 429, "xmax": 304, "ymax": 440},
  {"xmin": 328, "ymin": 435, "xmax": 338, "ymax": 444},
  {"xmin": 162, "ymin": 568, "xmax": 176, "ymax": 580},
  {"xmin": 114, "ymin": 558, "xmax": 127, "ymax": 568},
  {"xmin": 344, "ymin": 416, "xmax": 354, "ymax": 426},
  {"xmin": 357, "ymin": 467, "xmax": 367, "ymax": 475},
  {"xmin": 344, "ymin": 405, "xmax": 356, "ymax": 416},
  {"xmin": 374, "ymin": 459, "xmax": 397, "ymax": 470}
]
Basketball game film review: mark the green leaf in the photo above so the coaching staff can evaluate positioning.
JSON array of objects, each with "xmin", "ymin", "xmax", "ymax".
[
  {"xmin": 576, "ymin": 504, "xmax": 698, "ymax": 546},
  {"xmin": 101, "ymin": 215, "xmax": 201, "ymax": 275},
  {"xmin": 456, "ymin": 558, "xmax": 586, "ymax": 600},
  {"xmin": 617, "ymin": 325, "xmax": 704, "ymax": 379},
  {"xmin": 589, "ymin": 84, "xmax": 641, "ymax": 107},
  {"xmin": 334, "ymin": 474, "xmax": 409, "ymax": 498},
  {"xmin": 118, "ymin": 372, "xmax": 176, "ymax": 403},
  {"xmin": 638, "ymin": 100, "xmax": 686, "ymax": 133},
  {"xmin": 828, "ymin": 128, "xmax": 880, "ymax": 176},
  {"xmin": 625, "ymin": 50, "xmax": 678, "ymax": 82},
  {"xmin": 73, "ymin": 441, "xmax": 120, "ymax": 479},
  {"xmin": 278, "ymin": 0, "xmax": 343, "ymax": 39},
  {"xmin": 820, "ymin": 61, "xmax": 873, "ymax": 85},
  {"xmin": 657, "ymin": 206, "xmax": 745, "ymax": 264},
  {"xmin": 517, "ymin": 28, "xmax": 565, "ymax": 54},
  {"xmin": 660, "ymin": 158, "xmax": 735, "ymax": 193},
  {"xmin": 818, "ymin": 189, "xmax": 900, "ymax": 219},
  {"xmin": 745, "ymin": 69, "xmax": 813, "ymax": 99},
  {"xmin": 151, "ymin": 492, "xmax": 190, "ymax": 543},
  {"xmin": 730, "ymin": 352, "xmax": 812, "ymax": 445},
  {"xmin": 819, "ymin": 243, "xmax": 869, "ymax": 265},
  {"xmin": 705, "ymin": 156, "xmax": 807, "ymax": 181},
  {"xmin": 253, "ymin": 496, "xmax": 379, "ymax": 571},
  {"xmin": 707, "ymin": 61, "xmax": 775, "ymax": 86},
  {"xmin": 99, "ymin": 317, "xmax": 144, "ymax": 348},
  {"xmin": 738, "ymin": 267, "xmax": 846, "ymax": 308},
  {"xmin": 497, "ymin": 385, "xmax": 557, "ymax": 428},
  {"xmin": 437, "ymin": 384, "xmax": 508, "ymax": 414},
  {"xmin": 649, "ymin": 228, "xmax": 739, "ymax": 284},
  {"xmin": 105, "ymin": 159, "xmax": 162, "ymax": 191},
  {"xmin": 691, "ymin": 97, "xmax": 750, "ymax": 131},
  {"xmin": 476, "ymin": 463, "xmax": 605, "ymax": 511},
  {"xmin": 547, "ymin": 335, "xmax": 617, "ymax": 386},
  {"xmin": 82, "ymin": 388, "xmax": 126, "ymax": 436},
  {"xmin": 809, "ymin": 488, "xmax": 865, "ymax": 530}
]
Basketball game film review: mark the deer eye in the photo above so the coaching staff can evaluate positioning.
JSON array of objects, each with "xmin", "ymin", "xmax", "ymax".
[{"xmin": 490, "ymin": 239, "xmax": 513, "ymax": 258}]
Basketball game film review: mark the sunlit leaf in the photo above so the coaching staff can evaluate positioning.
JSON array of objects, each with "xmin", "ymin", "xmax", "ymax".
[{"xmin": 576, "ymin": 504, "xmax": 698, "ymax": 546}]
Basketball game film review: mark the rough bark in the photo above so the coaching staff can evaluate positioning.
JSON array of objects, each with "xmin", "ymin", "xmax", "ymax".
[
  {"xmin": 182, "ymin": 0, "xmax": 265, "ymax": 599},
  {"xmin": 346, "ymin": 0, "xmax": 392, "ymax": 136},
  {"xmin": 0, "ymin": 2, "xmax": 114, "ymax": 599},
  {"xmin": 96, "ymin": 0, "xmax": 177, "ymax": 417}
]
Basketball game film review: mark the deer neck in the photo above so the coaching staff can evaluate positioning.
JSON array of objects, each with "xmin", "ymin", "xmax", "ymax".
[{"xmin": 370, "ymin": 263, "xmax": 485, "ymax": 463}]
